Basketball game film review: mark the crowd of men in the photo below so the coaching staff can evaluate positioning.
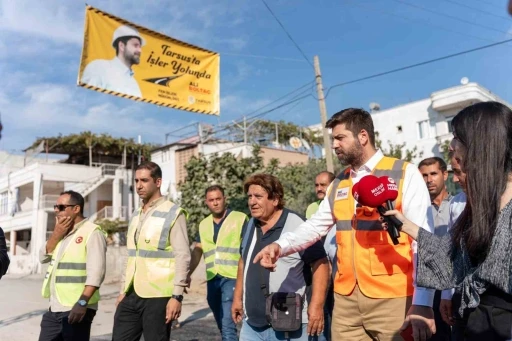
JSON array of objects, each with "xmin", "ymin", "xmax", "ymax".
[{"xmin": 33, "ymin": 107, "xmax": 473, "ymax": 341}]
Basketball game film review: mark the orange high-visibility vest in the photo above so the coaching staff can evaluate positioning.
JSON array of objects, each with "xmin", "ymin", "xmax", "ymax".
[{"xmin": 328, "ymin": 156, "xmax": 414, "ymax": 299}]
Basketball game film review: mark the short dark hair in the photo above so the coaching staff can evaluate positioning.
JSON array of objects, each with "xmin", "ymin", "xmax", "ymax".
[
  {"xmin": 60, "ymin": 190, "xmax": 85, "ymax": 215},
  {"xmin": 135, "ymin": 161, "xmax": 162, "ymax": 182},
  {"xmin": 316, "ymin": 171, "xmax": 335, "ymax": 183},
  {"xmin": 113, "ymin": 36, "xmax": 141, "ymax": 55},
  {"xmin": 418, "ymin": 157, "xmax": 447, "ymax": 172},
  {"xmin": 243, "ymin": 173, "xmax": 285, "ymax": 210},
  {"xmin": 326, "ymin": 108, "xmax": 376, "ymax": 147},
  {"xmin": 205, "ymin": 185, "xmax": 225, "ymax": 197}
]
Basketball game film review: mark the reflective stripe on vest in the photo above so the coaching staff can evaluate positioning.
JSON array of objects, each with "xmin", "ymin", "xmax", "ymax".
[
  {"xmin": 329, "ymin": 157, "xmax": 414, "ymax": 299},
  {"xmin": 199, "ymin": 211, "xmax": 247, "ymax": 280},
  {"xmin": 41, "ymin": 221, "xmax": 106, "ymax": 306},
  {"xmin": 124, "ymin": 201, "xmax": 183, "ymax": 298}
]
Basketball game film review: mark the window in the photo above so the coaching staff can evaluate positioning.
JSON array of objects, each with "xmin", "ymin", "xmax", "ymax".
[
  {"xmin": 417, "ymin": 120, "xmax": 430, "ymax": 139},
  {"xmin": 0, "ymin": 191, "xmax": 8, "ymax": 216},
  {"xmin": 446, "ymin": 117, "xmax": 454, "ymax": 134}
]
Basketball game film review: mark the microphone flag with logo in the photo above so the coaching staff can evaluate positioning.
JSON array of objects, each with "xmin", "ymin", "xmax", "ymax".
[{"xmin": 352, "ymin": 175, "xmax": 402, "ymax": 245}]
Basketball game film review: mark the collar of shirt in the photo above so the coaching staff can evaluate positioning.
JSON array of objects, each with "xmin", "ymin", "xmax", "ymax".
[
  {"xmin": 65, "ymin": 219, "xmax": 87, "ymax": 239},
  {"xmin": 112, "ymin": 57, "xmax": 135, "ymax": 77},
  {"xmin": 140, "ymin": 196, "xmax": 166, "ymax": 213},
  {"xmin": 432, "ymin": 193, "xmax": 453, "ymax": 211},
  {"xmin": 350, "ymin": 149, "xmax": 384, "ymax": 180},
  {"xmin": 254, "ymin": 208, "xmax": 289, "ymax": 237}
]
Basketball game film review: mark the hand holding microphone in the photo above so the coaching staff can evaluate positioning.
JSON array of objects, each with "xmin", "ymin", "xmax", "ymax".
[{"xmin": 352, "ymin": 175, "xmax": 403, "ymax": 245}]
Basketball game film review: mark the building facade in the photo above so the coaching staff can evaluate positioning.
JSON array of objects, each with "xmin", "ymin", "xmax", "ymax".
[
  {"xmin": 309, "ymin": 82, "xmax": 511, "ymax": 164},
  {"xmin": 0, "ymin": 160, "xmax": 134, "ymax": 274}
]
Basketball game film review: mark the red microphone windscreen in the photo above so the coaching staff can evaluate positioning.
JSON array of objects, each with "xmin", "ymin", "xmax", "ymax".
[
  {"xmin": 379, "ymin": 176, "xmax": 399, "ymax": 201},
  {"xmin": 352, "ymin": 175, "xmax": 387, "ymax": 207}
]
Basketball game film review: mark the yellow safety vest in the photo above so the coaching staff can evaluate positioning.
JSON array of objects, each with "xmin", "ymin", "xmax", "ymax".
[
  {"xmin": 199, "ymin": 211, "xmax": 247, "ymax": 281},
  {"xmin": 306, "ymin": 201, "xmax": 321, "ymax": 219},
  {"xmin": 41, "ymin": 220, "xmax": 106, "ymax": 306},
  {"xmin": 124, "ymin": 200, "xmax": 185, "ymax": 298}
]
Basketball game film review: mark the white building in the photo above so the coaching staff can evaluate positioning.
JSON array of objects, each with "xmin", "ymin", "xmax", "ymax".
[
  {"xmin": 0, "ymin": 159, "xmax": 134, "ymax": 274},
  {"xmin": 310, "ymin": 82, "xmax": 511, "ymax": 164}
]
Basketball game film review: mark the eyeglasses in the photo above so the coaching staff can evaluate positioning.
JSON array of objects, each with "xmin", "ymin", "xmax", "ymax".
[{"xmin": 54, "ymin": 204, "xmax": 77, "ymax": 211}]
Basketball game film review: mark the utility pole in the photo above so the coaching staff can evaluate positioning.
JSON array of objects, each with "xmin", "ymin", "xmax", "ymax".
[
  {"xmin": 314, "ymin": 55, "xmax": 334, "ymax": 173},
  {"xmin": 275, "ymin": 122, "xmax": 279, "ymax": 147},
  {"xmin": 137, "ymin": 135, "xmax": 142, "ymax": 165},
  {"xmin": 233, "ymin": 116, "xmax": 259, "ymax": 157},
  {"xmin": 197, "ymin": 123, "xmax": 205, "ymax": 155}
]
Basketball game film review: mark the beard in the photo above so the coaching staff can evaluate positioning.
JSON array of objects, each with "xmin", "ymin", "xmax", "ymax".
[
  {"xmin": 336, "ymin": 141, "xmax": 364, "ymax": 167},
  {"xmin": 125, "ymin": 51, "xmax": 140, "ymax": 65}
]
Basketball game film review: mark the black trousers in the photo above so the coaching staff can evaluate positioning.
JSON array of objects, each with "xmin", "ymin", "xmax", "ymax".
[
  {"xmin": 464, "ymin": 287, "xmax": 512, "ymax": 341},
  {"xmin": 112, "ymin": 289, "xmax": 171, "ymax": 341},
  {"xmin": 38, "ymin": 308, "xmax": 96, "ymax": 341},
  {"xmin": 430, "ymin": 290, "xmax": 452, "ymax": 341}
]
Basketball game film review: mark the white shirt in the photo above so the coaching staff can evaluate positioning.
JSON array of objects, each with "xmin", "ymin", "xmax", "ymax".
[
  {"xmin": 81, "ymin": 57, "xmax": 142, "ymax": 97},
  {"xmin": 440, "ymin": 192, "xmax": 467, "ymax": 300},
  {"xmin": 276, "ymin": 150, "xmax": 436, "ymax": 307}
]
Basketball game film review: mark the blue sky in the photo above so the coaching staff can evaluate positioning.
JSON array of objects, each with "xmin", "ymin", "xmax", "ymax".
[{"xmin": 1, "ymin": 0, "xmax": 511, "ymax": 152}]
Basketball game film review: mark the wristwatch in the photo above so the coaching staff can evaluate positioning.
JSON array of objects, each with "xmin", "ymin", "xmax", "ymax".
[
  {"xmin": 77, "ymin": 299, "xmax": 87, "ymax": 307},
  {"xmin": 171, "ymin": 295, "xmax": 183, "ymax": 303}
]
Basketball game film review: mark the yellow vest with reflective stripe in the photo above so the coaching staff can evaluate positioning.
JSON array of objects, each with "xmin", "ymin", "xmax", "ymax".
[
  {"xmin": 306, "ymin": 201, "xmax": 320, "ymax": 219},
  {"xmin": 41, "ymin": 220, "xmax": 106, "ymax": 306},
  {"xmin": 199, "ymin": 211, "xmax": 247, "ymax": 281},
  {"xmin": 124, "ymin": 200, "xmax": 184, "ymax": 298},
  {"xmin": 328, "ymin": 156, "xmax": 414, "ymax": 299}
]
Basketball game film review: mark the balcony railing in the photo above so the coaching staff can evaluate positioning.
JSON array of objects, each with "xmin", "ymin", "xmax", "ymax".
[{"xmin": 89, "ymin": 206, "xmax": 128, "ymax": 222}]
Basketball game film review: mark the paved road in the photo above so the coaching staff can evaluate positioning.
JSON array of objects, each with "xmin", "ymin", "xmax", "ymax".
[{"xmin": 0, "ymin": 274, "xmax": 227, "ymax": 341}]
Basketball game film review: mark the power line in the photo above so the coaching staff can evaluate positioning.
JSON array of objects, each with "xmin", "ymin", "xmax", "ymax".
[
  {"xmin": 391, "ymin": 0, "xmax": 512, "ymax": 37},
  {"xmin": 345, "ymin": 0, "xmax": 509, "ymax": 46},
  {"xmin": 441, "ymin": 0, "xmax": 511, "ymax": 20},
  {"xmin": 469, "ymin": 0, "xmax": 508, "ymax": 10},
  {"xmin": 220, "ymin": 52, "xmax": 307, "ymax": 62},
  {"xmin": 325, "ymin": 37, "xmax": 512, "ymax": 98},
  {"xmin": 260, "ymin": 0, "xmax": 314, "ymax": 68}
]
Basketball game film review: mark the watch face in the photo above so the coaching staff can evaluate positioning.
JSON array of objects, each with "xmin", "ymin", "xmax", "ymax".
[{"xmin": 78, "ymin": 300, "xmax": 87, "ymax": 307}]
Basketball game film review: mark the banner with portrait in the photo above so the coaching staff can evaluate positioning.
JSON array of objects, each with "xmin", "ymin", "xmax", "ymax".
[{"xmin": 77, "ymin": 5, "xmax": 220, "ymax": 116}]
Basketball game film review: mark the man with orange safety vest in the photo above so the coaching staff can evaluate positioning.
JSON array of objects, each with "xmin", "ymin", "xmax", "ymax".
[{"xmin": 254, "ymin": 108, "xmax": 437, "ymax": 341}]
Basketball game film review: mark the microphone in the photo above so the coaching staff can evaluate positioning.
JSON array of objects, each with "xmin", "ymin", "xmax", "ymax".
[{"xmin": 352, "ymin": 175, "xmax": 403, "ymax": 245}]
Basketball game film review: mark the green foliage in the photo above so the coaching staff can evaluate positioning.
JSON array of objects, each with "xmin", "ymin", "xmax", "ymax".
[
  {"xmin": 179, "ymin": 146, "xmax": 334, "ymax": 243},
  {"xmin": 375, "ymin": 132, "xmax": 423, "ymax": 162},
  {"xmin": 438, "ymin": 139, "xmax": 451, "ymax": 164},
  {"xmin": 28, "ymin": 131, "xmax": 158, "ymax": 163},
  {"xmin": 95, "ymin": 219, "xmax": 126, "ymax": 235}
]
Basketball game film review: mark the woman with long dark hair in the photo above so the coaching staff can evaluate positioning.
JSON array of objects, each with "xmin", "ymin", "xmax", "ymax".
[{"xmin": 384, "ymin": 101, "xmax": 512, "ymax": 339}]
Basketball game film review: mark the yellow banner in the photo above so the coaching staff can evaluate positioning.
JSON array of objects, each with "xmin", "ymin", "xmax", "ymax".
[{"xmin": 77, "ymin": 6, "xmax": 220, "ymax": 116}]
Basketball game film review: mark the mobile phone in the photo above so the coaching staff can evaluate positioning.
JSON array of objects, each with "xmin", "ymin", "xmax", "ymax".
[{"xmin": 399, "ymin": 324, "xmax": 414, "ymax": 341}]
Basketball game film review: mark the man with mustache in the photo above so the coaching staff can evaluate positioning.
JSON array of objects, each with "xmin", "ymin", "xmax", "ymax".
[
  {"xmin": 81, "ymin": 25, "xmax": 144, "ymax": 97},
  {"xmin": 306, "ymin": 171, "xmax": 335, "ymax": 220}
]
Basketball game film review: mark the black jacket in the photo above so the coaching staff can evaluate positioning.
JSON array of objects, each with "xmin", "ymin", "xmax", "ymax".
[{"xmin": 0, "ymin": 227, "xmax": 9, "ymax": 279}]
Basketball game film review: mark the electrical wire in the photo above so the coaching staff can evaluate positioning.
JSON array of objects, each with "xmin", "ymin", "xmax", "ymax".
[
  {"xmin": 391, "ymin": 0, "xmax": 512, "ymax": 37},
  {"xmin": 345, "ymin": 0, "xmax": 511, "ymax": 46},
  {"xmin": 260, "ymin": 0, "xmax": 314, "ymax": 68},
  {"xmin": 441, "ymin": 0, "xmax": 511, "ymax": 20},
  {"xmin": 324, "ymin": 37, "xmax": 512, "ymax": 98}
]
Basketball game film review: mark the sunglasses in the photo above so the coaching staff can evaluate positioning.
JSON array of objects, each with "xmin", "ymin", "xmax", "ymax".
[{"xmin": 54, "ymin": 204, "xmax": 77, "ymax": 211}]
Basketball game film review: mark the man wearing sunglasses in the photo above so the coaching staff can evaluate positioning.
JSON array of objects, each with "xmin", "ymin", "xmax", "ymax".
[{"xmin": 39, "ymin": 190, "xmax": 107, "ymax": 341}]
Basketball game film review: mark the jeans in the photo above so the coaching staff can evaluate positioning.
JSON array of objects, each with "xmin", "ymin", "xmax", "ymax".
[
  {"xmin": 207, "ymin": 275, "xmax": 238, "ymax": 341},
  {"xmin": 240, "ymin": 321, "xmax": 320, "ymax": 341},
  {"xmin": 39, "ymin": 309, "xmax": 96, "ymax": 341}
]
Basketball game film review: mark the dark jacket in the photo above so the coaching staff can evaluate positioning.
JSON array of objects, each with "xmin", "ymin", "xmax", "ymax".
[{"xmin": 0, "ymin": 227, "xmax": 9, "ymax": 279}]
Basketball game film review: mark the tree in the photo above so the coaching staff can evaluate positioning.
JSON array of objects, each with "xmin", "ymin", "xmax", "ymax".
[
  {"xmin": 179, "ymin": 146, "xmax": 333, "ymax": 242},
  {"xmin": 375, "ymin": 132, "xmax": 423, "ymax": 162}
]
